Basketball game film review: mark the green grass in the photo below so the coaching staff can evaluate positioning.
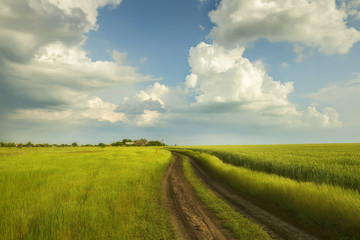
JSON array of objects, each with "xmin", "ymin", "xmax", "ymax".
[
  {"xmin": 172, "ymin": 149, "xmax": 360, "ymax": 239},
  {"xmin": 0, "ymin": 147, "xmax": 175, "ymax": 240},
  {"xmin": 178, "ymin": 153, "xmax": 271, "ymax": 240},
  {"xmin": 180, "ymin": 144, "xmax": 360, "ymax": 192}
]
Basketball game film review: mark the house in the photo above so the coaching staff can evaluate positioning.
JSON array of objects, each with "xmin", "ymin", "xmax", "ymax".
[{"xmin": 125, "ymin": 142, "xmax": 135, "ymax": 146}]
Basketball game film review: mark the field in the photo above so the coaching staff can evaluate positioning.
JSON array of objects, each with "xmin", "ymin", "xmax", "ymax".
[
  {"xmin": 2, "ymin": 144, "xmax": 360, "ymax": 239},
  {"xmin": 182, "ymin": 144, "xmax": 360, "ymax": 191},
  {"xmin": 0, "ymin": 147, "xmax": 174, "ymax": 240},
  {"xmin": 173, "ymin": 144, "xmax": 360, "ymax": 239}
]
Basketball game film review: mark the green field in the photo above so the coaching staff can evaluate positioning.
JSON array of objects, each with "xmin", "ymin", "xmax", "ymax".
[
  {"xmin": 172, "ymin": 144, "xmax": 360, "ymax": 239},
  {"xmin": 2, "ymin": 144, "xmax": 360, "ymax": 239},
  {"xmin": 0, "ymin": 147, "xmax": 174, "ymax": 240},
  {"xmin": 182, "ymin": 144, "xmax": 360, "ymax": 191}
]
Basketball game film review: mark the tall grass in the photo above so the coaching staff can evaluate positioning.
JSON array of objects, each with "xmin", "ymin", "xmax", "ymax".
[
  {"xmin": 173, "ymin": 149, "xmax": 360, "ymax": 239},
  {"xmin": 0, "ymin": 147, "xmax": 174, "ymax": 240},
  {"xmin": 181, "ymin": 144, "xmax": 360, "ymax": 192}
]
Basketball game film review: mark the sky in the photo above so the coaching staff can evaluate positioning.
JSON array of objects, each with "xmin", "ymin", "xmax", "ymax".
[{"xmin": 1, "ymin": 0, "xmax": 360, "ymax": 145}]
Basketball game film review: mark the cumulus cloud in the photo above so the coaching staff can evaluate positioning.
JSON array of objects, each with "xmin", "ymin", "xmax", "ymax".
[
  {"xmin": 0, "ymin": 0, "xmax": 155, "ymax": 122},
  {"xmin": 341, "ymin": 0, "xmax": 360, "ymax": 20},
  {"xmin": 136, "ymin": 82, "xmax": 169, "ymax": 107},
  {"xmin": 186, "ymin": 42, "xmax": 298, "ymax": 115},
  {"xmin": 184, "ymin": 42, "xmax": 343, "ymax": 128},
  {"xmin": 208, "ymin": 0, "xmax": 360, "ymax": 54},
  {"xmin": 2, "ymin": 42, "xmax": 152, "ymax": 106},
  {"xmin": 305, "ymin": 106, "xmax": 342, "ymax": 128},
  {"xmin": 82, "ymin": 96, "xmax": 127, "ymax": 123},
  {"xmin": 0, "ymin": 0, "xmax": 120, "ymax": 63},
  {"xmin": 136, "ymin": 110, "xmax": 161, "ymax": 126}
]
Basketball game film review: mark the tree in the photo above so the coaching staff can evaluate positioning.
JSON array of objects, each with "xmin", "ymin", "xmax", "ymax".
[
  {"xmin": 98, "ymin": 143, "xmax": 106, "ymax": 148},
  {"xmin": 111, "ymin": 141, "xmax": 123, "ymax": 146},
  {"xmin": 25, "ymin": 141, "xmax": 33, "ymax": 147},
  {"xmin": 122, "ymin": 139, "xmax": 132, "ymax": 145},
  {"xmin": 71, "ymin": 142, "xmax": 78, "ymax": 147},
  {"xmin": 147, "ymin": 140, "xmax": 164, "ymax": 146}
]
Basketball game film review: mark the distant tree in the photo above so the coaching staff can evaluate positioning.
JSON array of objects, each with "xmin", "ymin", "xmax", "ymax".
[
  {"xmin": 6, "ymin": 142, "xmax": 16, "ymax": 148},
  {"xmin": 98, "ymin": 143, "xmax": 106, "ymax": 148},
  {"xmin": 147, "ymin": 141, "xmax": 164, "ymax": 146},
  {"xmin": 25, "ymin": 141, "xmax": 33, "ymax": 147},
  {"xmin": 71, "ymin": 142, "xmax": 78, "ymax": 147},
  {"xmin": 111, "ymin": 141, "xmax": 123, "ymax": 146},
  {"xmin": 122, "ymin": 139, "xmax": 132, "ymax": 145}
]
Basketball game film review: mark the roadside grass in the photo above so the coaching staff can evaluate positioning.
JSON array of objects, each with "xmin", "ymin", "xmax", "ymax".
[
  {"xmin": 178, "ymin": 153, "xmax": 271, "ymax": 240},
  {"xmin": 181, "ymin": 144, "xmax": 360, "ymax": 192},
  {"xmin": 0, "ymin": 147, "xmax": 175, "ymax": 240},
  {"xmin": 172, "ymin": 149, "xmax": 360, "ymax": 239}
]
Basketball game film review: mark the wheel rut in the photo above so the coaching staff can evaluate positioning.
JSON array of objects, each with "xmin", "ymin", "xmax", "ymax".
[{"xmin": 164, "ymin": 154, "xmax": 235, "ymax": 240}]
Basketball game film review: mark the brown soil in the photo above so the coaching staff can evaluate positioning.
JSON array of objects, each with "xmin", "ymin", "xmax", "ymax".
[
  {"xmin": 164, "ymin": 154, "xmax": 235, "ymax": 240},
  {"xmin": 186, "ymin": 154, "xmax": 322, "ymax": 240}
]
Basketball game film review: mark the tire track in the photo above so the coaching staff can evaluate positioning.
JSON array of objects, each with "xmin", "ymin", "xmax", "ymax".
[{"xmin": 164, "ymin": 154, "xmax": 235, "ymax": 240}]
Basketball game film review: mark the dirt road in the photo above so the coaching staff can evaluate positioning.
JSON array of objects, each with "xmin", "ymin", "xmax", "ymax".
[{"xmin": 164, "ymin": 154, "xmax": 235, "ymax": 240}]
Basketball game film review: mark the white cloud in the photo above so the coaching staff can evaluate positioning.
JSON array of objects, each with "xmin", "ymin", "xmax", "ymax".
[
  {"xmin": 46, "ymin": 0, "xmax": 122, "ymax": 31},
  {"xmin": 184, "ymin": 42, "xmax": 343, "ymax": 128},
  {"xmin": 186, "ymin": 42, "xmax": 297, "ymax": 115},
  {"xmin": 293, "ymin": 45, "xmax": 305, "ymax": 63},
  {"xmin": 309, "ymin": 78, "xmax": 360, "ymax": 126},
  {"xmin": 280, "ymin": 62, "xmax": 289, "ymax": 69},
  {"xmin": 0, "ymin": 0, "xmax": 122, "ymax": 63},
  {"xmin": 111, "ymin": 50, "xmax": 127, "ymax": 64},
  {"xmin": 208, "ymin": 0, "xmax": 360, "ymax": 54},
  {"xmin": 341, "ymin": 0, "xmax": 360, "ymax": 20},
  {"xmin": 82, "ymin": 96, "xmax": 127, "ymax": 123},
  {"xmin": 310, "ymin": 79, "xmax": 360, "ymax": 106},
  {"xmin": 305, "ymin": 106, "xmax": 342, "ymax": 128},
  {"xmin": 8, "ymin": 109, "xmax": 73, "ymax": 121},
  {"xmin": 136, "ymin": 82, "xmax": 169, "ymax": 107},
  {"xmin": 136, "ymin": 110, "xmax": 160, "ymax": 126},
  {"xmin": 2, "ymin": 42, "xmax": 152, "ymax": 106}
]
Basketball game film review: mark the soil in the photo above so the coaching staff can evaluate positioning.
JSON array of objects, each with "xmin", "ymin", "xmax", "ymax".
[{"xmin": 164, "ymin": 154, "xmax": 235, "ymax": 240}]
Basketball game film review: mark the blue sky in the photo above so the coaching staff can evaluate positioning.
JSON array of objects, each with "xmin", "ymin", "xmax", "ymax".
[{"xmin": 1, "ymin": 0, "xmax": 360, "ymax": 145}]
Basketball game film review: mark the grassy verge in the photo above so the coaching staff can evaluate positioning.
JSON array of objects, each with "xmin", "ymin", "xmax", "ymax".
[
  {"xmin": 172, "ymin": 149, "xmax": 360, "ymax": 239},
  {"xmin": 0, "ymin": 147, "xmax": 175, "ymax": 240},
  {"xmin": 178, "ymin": 153, "xmax": 271, "ymax": 240}
]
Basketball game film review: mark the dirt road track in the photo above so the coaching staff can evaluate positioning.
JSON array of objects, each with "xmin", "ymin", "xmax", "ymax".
[
  {"xmin": 187, "ymin": 154, "xmax": 320, "ymax": 240},
  {"xmin": 164, "ymin": 154, "xmax": 235, "ymax": 240}
]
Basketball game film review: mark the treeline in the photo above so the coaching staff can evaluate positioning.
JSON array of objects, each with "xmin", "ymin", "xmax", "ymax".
[{"xmin": 0, "ymin": 139, "xmax": 166, "ymax": 148}]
